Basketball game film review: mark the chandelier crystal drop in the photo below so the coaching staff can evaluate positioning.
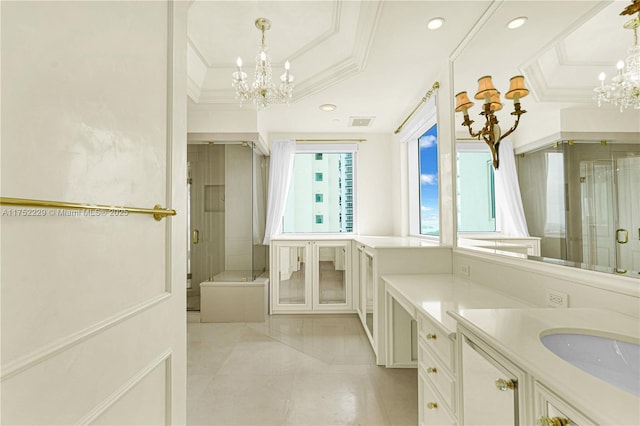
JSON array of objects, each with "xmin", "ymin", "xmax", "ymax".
[
  {"xmin": 593, "ymin": 11, "xmax": 640, "ymax": 111},
  {"xmin": 232, "ymin": 18, "xmax": 294, "ymax": 109}
]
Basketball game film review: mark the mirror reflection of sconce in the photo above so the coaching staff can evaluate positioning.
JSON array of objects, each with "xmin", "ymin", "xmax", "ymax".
[{"xmin": 455, "ymin": 75, "xmax": 529, "ymax": 169}]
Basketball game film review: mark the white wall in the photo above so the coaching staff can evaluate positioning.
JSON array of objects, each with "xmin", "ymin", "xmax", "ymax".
[
  {"xmin": 453, "ymin": 249, "xmax": 640, "ymax": 318},
  {"xmin": 188, "ymin": 103, "xmax": 258, "ymax": 134},
  {"xmin": 561, "ymin": 106, "xmax": 640, "ymax": 133}
]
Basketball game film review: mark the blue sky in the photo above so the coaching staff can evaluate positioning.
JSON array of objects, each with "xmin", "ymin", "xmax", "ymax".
[{"xmin": 419, "ymin": 124, "xmax": 438, "ymax": 235}]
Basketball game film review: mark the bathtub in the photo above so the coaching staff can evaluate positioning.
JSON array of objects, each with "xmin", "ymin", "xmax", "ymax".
[{"xmin": 199, "ymin": 271, "xmax": 269, "ymax": 323}]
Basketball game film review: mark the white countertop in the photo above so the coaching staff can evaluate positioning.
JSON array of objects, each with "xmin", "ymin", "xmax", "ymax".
[
  {"xmin": 270, "ymin": 234, "xmax": 449, "ymax": 248},
  {"xmin": 451, "ymin": 308, "xmax": 640, "ymax": 425},
  {"xmin": 355, "ymin": 235, "xmax": 444, "ymax": 248},
  {"xmin": 382, "ymin": 274, "xmax": 532, "ymax": 335}
]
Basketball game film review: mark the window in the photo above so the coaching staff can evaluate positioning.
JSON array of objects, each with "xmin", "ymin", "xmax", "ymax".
[
  {"xmin": 283, "ymin": 144, "xmax": 357, "ymax": 234},
  {"xmin": 418, "ymin": 125, "xmax": 439, "ymax": 236},
  {"xmin": 456, "ymin": 146, "xmax": 496, "ymax": 232},
  {"xmin": 404, "ymin": 99, "xmax": 439, "ymax": 239}
]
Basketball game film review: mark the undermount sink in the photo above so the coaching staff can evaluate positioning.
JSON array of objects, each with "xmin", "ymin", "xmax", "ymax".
[{"xmin": 541, "ymin": 332, "xmax": 640, "ymax": 396}]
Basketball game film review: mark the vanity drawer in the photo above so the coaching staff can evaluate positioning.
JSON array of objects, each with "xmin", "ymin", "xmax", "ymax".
[
  {"xmin": 419, "ymin": 370, "xmax": 456, "ymax": 426},
  {"xmin": 418, "ymin": 312, "xmax": 455, "ymax": 371},
  {"xmin": 419, "ymin": 341, "xmax": 456, "ymax": 412}
]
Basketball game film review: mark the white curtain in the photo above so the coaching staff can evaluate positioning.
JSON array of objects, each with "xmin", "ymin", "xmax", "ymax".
[
  {"xmin": 263, "ymin": 139, "xmax": 296, "ymax": 245},
  {"xmin": 519, "ymin": 149, "xmax": 547, "ymax": 238},
  {"xmin": 495, "ymin": 138, "xmax": 530, "ymax": 236}
]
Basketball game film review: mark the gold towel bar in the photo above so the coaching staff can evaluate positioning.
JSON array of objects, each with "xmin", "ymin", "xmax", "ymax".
[
  {"xmin": 0, "ymin": 197, "xmax": 176, "ymax": 221},
  {"xmin": 394, "ymin": 81, "xmax": 440, "ymax": 134}
]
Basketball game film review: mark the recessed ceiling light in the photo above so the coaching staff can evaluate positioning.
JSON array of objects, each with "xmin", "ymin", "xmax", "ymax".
[
  {"xmin": 427, "ymin": 17, "xmax": 445, "ymax": 30},
  {"xmin": 507, "ymin": 17, "xmax": 527, "ymax": 30},
  {"xmin": 319, "ymin": 104, "xmax": 336, "ymax": 112}
]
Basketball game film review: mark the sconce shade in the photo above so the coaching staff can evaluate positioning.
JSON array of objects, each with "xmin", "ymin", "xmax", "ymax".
[
  {"xmin": 489, "ymin": 91, "xmax": 503, "ymax": 112},
  {"xmin": 474, "ymin": 75, "xmax": 498, "ymax": 100},
  {"xmin": 455, "ymin": 91, "xmax": 475, "ymax": 112},
  {"xmin": 505, "ymin": 75, "xmax": 529, "ymax": 100}
]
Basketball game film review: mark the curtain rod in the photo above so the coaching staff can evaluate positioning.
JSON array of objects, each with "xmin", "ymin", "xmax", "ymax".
[
  {"xmin": 296, "ymin": 138, "xmax": 366, "ymax": 143},
  {"xmin": 394, "ymin": 81, "xmax": 440, "ymax": 134}
]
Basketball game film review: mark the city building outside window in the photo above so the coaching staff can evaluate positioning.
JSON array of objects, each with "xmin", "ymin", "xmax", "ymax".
[{"xmin": 283, "ymin": 145, "xmax": 356, "ymax": 234}]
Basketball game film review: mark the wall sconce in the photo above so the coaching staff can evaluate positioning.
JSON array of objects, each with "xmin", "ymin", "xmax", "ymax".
[{"xmin": 455, "ymin": 75, "xmax": 529, "ymax": 169}]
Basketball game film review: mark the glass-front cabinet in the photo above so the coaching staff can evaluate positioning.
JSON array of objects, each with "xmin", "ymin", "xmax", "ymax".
[
  {"xmin": 271, "ymin": 239, "xmax": 352, "ymax": 313},
  {"xmin": 274, "ymin": 241, "xmax": 311, "ymax": 310},
  {"xmin": 358, "ymin": 248, "xmax": 375, "ymax": 342}
]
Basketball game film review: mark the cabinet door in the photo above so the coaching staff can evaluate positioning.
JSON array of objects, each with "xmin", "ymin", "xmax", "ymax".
[
  {"xmin": 355, "ymin": 245, "xmax": 365, "ymax": 323},
  {"xmin": 273, "ymin": 242, "xmax": 312, "ymax": 311},
  {"xmin": 312, "ymin": 241, "xmax": 351, "ymax": 310},
  {"xmin": 462, "ymin": 335, "xmax": 521, "ymax": 425},
  {"xmin": 535, "ymin": 382, "xmax": 593, "ymax": 426},
  {"xmin": 363, "ymin": 250, "xmax": 375, "ymax": 338}
]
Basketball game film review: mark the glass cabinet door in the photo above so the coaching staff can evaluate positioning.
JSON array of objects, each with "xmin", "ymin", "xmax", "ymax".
[
  {"xmin": 364, "ymin": 252, "xmax": 375, "ymax": 338},
  {"xmin": 313, "ymin": 241, "xmax": 351, "ymax": 310},
  {"xmin": 276, "ymin": 243, "xmax": 310, "ymax": 309}
]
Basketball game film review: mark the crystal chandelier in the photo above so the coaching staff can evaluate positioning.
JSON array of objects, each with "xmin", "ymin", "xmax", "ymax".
[
  {"xmin": 593, "ymin": 7, "xmax": 640, "ymax": 111},
  {"xmin": 232, "ymin": 18, "xmax": 294, "ymax": 109}
]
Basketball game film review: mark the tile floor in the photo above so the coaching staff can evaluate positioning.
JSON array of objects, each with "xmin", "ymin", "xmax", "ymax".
[{"xmin": 187, "ymin": 312, "xmax": 418, "ymax": 425}]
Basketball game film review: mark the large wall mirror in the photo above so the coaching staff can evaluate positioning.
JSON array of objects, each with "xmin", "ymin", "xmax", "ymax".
[{"xmin": 452, "ymin": 1, "xmax": 640, "ymax": 278}]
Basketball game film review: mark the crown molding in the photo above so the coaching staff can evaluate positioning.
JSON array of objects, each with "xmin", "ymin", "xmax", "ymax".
[
  {"xmin": 352, "ymin": 0, "xmax": 382, "ymax": 69},
  {"xmin": 190, "ymin": 0, "xmax": 381, "ymax": 106},
  {"xmin": 187, "ymin": 75, "xmax": 202, "ymax": 103},
  {"xmin": 522, "ymin": 61, "xmax": 594, "ymax": 103}
]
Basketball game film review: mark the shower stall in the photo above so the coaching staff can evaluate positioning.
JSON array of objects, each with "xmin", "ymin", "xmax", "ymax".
[
  {"xmin": 517, "ymin": 140, "xmax": 639, "ymax": 275},
  {"xmin": 186, "ymin": 140, "xmax": 268, "ymax": 312}
]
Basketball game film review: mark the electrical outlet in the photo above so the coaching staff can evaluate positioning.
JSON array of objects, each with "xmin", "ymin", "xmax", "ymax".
[
  {"xmin": 545, "ymin": 289, "xmax": 569, "ymax": 308},
  {"xmin": 459, "ymin": 264, "xmax": 470, "ymax": 277}
]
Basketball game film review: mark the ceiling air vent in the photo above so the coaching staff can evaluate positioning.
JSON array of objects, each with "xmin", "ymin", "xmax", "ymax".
[{"xmin": 348, "ymin": 116, "xmax": 375, "ymax": 127}]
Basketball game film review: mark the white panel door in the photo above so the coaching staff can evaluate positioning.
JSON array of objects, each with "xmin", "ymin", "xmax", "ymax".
[{"xmin": 1, "ymin": 2, "xmax": 187, "ymax": 424}]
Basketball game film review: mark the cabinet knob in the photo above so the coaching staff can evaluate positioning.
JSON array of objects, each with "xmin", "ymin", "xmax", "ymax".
[
  {"xmin": 426, "ymin": 402, "xmax": 438, "ymax": 410},
  {"xmin": 495, "ymin": 378, "xmax": 515, "ymax": 391},
  {"xmin": 426, "ymin": 367, "xmax": 437, "ymax": 374},
  {"xmin": 426, "ymin": 333, "xmax": 437, "ymax": 340},
  {"xmin": 537, "ymin": 416, "xmax": 569, "ymax": 426}
]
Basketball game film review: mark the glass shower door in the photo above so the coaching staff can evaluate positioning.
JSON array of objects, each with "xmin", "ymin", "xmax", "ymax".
[
  {"xmin": 580, "ymin": 153, "xmax": 640, "ymax": 274},
  {"xmin": 580, "ymin": 160, "xmax": 616, "ymax": 269},
  {"xmin": 615, "ymin": 155, "xmax": 640, "ymax": 273}
]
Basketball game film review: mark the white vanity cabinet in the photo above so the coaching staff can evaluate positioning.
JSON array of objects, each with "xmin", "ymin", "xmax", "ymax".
[
  {"xmin": 457, "ymin": 326, "xmax": 530, "ymax": 426},
  {"xmin": 383, "ymin": 274, "xmax": 534, "ymax": 425},
  {"xmin": 270, "ymin": 239, "xmax": 352, "ymax": 313},
  {"xmin": 451, "ymin": 308, "xmax": 640, "ymax": 426},
  {"xmin": 418, "ymin": 313, "xmax": 457, "ymax": 425},
  {"xmin": 353, "ymin": 237, "xmax": 452, "ymax": 365}
]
